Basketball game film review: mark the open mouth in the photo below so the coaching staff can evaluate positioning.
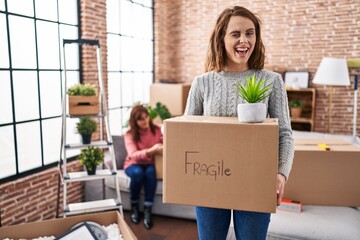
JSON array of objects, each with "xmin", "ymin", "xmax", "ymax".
[{"xmin": 235, "ymin": 47, "xmax": 249, "ymax": 57}]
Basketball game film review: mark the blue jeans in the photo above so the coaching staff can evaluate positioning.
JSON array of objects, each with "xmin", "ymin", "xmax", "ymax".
[
  {"xmin": 125, "ymin": 164, "xmax": 157, "ymax": 206},
  {"xmin": 196, "ymin": 206, "xmax": 270, "ymax": 240}
]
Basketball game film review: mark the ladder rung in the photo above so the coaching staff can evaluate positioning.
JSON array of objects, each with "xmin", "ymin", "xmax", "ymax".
[
  {"xmin": 65, "ymin": 199, "xmax": 122, "ymax": 216},
  {"xmin": 67, "ymin": 114, "xmax": 106, "ymax": 118},
  {"xmin": 65, "ymin": 141, "xmax": 112, "ymax": 149},
  {"xmin": 64, "ymin": 169, "xmax": 117, "ymax": 182}
]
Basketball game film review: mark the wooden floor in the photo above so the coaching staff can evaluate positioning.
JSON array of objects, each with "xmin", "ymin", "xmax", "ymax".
[{"xmin": 123, "ymin": 210, "xmax": 199, "ymax": 240}]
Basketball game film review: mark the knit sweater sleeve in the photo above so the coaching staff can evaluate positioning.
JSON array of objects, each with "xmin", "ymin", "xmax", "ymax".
[
  {"xmin": 268, "ymin": 73, "xmax": 294, "ymax": 180},
  {"xmin": 184, "ymin": 76, "xmax": 204, "ymax": 115}
]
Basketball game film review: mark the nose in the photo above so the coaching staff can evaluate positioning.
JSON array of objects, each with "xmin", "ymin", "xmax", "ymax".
[{"xmin": 239, "ymin": 35, "xmax": 248, "ymax": 44}]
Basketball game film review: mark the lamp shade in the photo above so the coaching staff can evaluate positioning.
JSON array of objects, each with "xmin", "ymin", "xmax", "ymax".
[{"xmin": 313, "ymin": 57, "xmax": 350, "ymax": 86}]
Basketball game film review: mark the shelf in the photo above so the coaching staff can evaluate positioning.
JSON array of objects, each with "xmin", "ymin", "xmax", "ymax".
[
  {"xmin": 65, "ymin": 199, "xmax": 122, "ymax": 216},
  {"xmin": 290, "ymin": 118, "xmax": 313, "ymax": 124},
  {"xmin": 66, "ymin": 114, "xmax": 105, "ymax": 118},
  {"xmin": 65, "ymin": 140, "xmax": 112, "ymax": 150},
  {"xmin": 64, "ymin": 169, "xmax": 116, "ymax": 182},
  {"xmin": 287, "ymin": 88, "xmax": 316, "ymax": 132}
]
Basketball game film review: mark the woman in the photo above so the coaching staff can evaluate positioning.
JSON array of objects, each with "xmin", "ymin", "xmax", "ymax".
[
  {"xmin": 124, "ymin": 105, "xmax": 163, "ymax": 229},
  {"xmin": 185, "ymin": 6, "xmax": 294, "ymax": 240}
]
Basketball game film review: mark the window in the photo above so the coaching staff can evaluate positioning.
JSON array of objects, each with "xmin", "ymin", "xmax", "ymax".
[
  {"xmin": 106, "ymin": 0, "xmax": 154, "ymax": 135},
  {"xmin": 0, "ymin": 0, "xmax": 79, "ymax": 181}
]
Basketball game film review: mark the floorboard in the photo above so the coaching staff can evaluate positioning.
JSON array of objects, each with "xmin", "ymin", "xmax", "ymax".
[{"xmin": 123, "ymin": 210, "xmax": 199, "ymax": 240}]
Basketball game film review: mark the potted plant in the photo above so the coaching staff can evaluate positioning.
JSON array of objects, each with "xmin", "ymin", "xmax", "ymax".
[
  {"xmin": 236, "ymin": 74, "xmax": 272, "ymax": 123},
  {"xmin": 78, "ymin": 146, "xmax": 104, "ymax": 175},
  {"xmin": 289, "ymin": 99, "xmax": 303, "ymax": 118},
  {"xmin": 146, "ymin": 102, "xmax": 171, "ymax": 121},
  {"xmin": 67, "ymin": 83, "xmax": 99, "ymax": 115},
  {"xmin": 76, "ymin": 117, "xmax": 97, "ymax": 144}
]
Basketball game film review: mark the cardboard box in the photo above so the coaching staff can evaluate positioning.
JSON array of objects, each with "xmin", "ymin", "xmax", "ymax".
[
  {"xmin": 150, "ymin": 83, "xmax": 191, "ymax": 116},
  {"xmin": 284, "ymin": 138, "xmax": 360, "ymax": 206},
  {"xmin": 155, "ymin": 155, "xmax": 163, "ymax": 180},
  {"xmin": 163, "ymin": 116, "xmax": 279, "ymax": 213},
  {"xmin": 0, "ymin": 211, "xmax": 137, "ymax": 240}
]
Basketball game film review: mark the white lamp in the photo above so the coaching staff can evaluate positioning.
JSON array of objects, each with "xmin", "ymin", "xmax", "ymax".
[{"xmin": 312, "ymin": 57, "xmax": 350, "ymax": 134}]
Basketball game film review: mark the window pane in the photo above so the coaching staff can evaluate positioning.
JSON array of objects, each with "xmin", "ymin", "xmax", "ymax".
[
  {"xmin": 0, "ymin": 14, "xmax": 9, "ymax": 68},
  {"xmin": 35, "ymin": 0, "xmax": 58, "ymax": 21},
  {"xmin": 0, "ymin": 0, "xmax": 4, "ymax": 11},
  {"xmin": 109, "ymin": 109, "xmax": 122, "ymax": 136},
  {"xmin": 9, "ymin": 16, "xmax": 36, "ymax": 69},
  {"xmin": 7, "ymin": 0, "xmax": 34, "ymax": 17},
  {"xmin": 62, "ymin": 70, "xmax": 80, "ymax": 96},
  {"xmin": 0, "ymin": 71, "xmax": 13, "ymax": 124},
  {"xmin": 120, "ymin": 0, "xmax": 132, "ymax": 36},
  {"xmin": 17, "ymin": 121, "xmax": 42, "ymax": 172},
  {"xmin": 60, "ymin": 24, "xmax": 79, "ymax": 70},
  {"xmin": 143, "ymin": 7, "xmax": 153, "ymax": 40},
  {"xmin": 37, "ymin": 20, "xmax": 60, "ymax": 69},
  {"xmin": 59, "ymin": 0, "xmax": 78, "ymax": 25},
  {"xmin": 40, "ymin": 71, "xmax": 62, "ymax": 118},
  {"xmin": 121, "ymin": 73, "xmax": 134, "ymax": 106},
  {"xmin": 143, "ymin": 0, "xmax": 152, "ymax": 8},
  {"xmin": 108, "ymin": 72, "xmax": 121, "ymax": 109},
  {"xmin": 143, "ymin": 72, "xmax": 153, "ymax": 103},
  {"xmin": 107, "ymin": 34, "xmax": 121, "ymax": 71},
  {"xmin": 106, "ymin": 0, "xmax": 120, "ymax": 34},
  {"xmin": 65, "ymin": 118, "xmax": 81, "ymax": 157},
  {"xmin": 0, "ymin": 126, "xmax": 16, "ymax": 178},
  {"xmin": 13, "ymin": 71, "xmax": 39, "ymax": 122},
  {"xmin": 133, "ymin": 73, "xmax": 146, "ymax": 103},
  {"xmin": 120, "ymin": 36, "xmax": 135, "ymax": 71},
  {"xmin": 42, "ymin": 118, "xmax": 61, "ymax": 165}
]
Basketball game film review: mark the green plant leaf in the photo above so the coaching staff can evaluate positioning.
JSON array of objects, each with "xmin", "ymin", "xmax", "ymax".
[{"xmin": 236, "ymin": 74, "xmax": 272, "ymax": 103}]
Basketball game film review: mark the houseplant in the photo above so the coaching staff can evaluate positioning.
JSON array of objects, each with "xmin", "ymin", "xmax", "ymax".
[
  {"xmin": 236, "ymin": 74, "xmax": 272, "ymax": 123},
  {"xmin": 67, "ymin": 83, "xmax": 99, "ymax": 115},
  {"xmin": 289, "ymin": 99, "xmax": 303, "ymax": 118},
  {"xmin": 78, "ymin": 146, "xmax": 104, "ymax": 175},
  {"xmin": 76, "ymin": 117, "xmax": 97, "ymax": 144},
  {"xmin": 146, "ymin": 102, "xmax": 171, "ymax": 121}
]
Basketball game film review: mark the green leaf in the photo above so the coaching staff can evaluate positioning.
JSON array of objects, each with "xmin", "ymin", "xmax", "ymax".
[{"xmin": 236, "ymin": 74, "xmax": 272, "ymax": 103}]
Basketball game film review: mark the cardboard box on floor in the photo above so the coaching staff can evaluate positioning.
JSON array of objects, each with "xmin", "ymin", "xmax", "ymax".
[
  {"xmin": 0, "ymin": 211, "xmax": 137, "ymax": 240},
  {"xmin": 155, "ymin": 155, "xmax": 163, "ymax": 180},
  {"xmin": 284, "ymin": 138, "xmax": 360, "ymax": 206},
  {"xmin": 163, "ymin": 116, "xmax": 279, "ymax": 213},
  {"xmin": 150, "ymin": 83, "xmax": 191, "ymax": 116}
]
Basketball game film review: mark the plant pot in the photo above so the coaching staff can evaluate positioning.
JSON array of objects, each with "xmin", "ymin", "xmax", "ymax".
[
  {"xmin": 81, "ymin": 134, "xmax": 92, "ymax": 144},
  {"xmin": 290, "ymin": 108, "xmax": 302, "ymax": 118},
  {"xmin": 237, "ymin": 103, "xmax": 267, "ymax": 123},
  {"xmin": 86, "ymin": 166, "xmax": 96, "ymax": 175}
]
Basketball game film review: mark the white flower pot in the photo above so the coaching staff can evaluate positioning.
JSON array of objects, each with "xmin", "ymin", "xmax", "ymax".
[{"xmin": 237, "ymin": 103, "xmax": 267, "ymax": 123}]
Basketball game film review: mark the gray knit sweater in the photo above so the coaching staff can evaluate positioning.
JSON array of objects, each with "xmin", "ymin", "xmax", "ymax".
[{"xmin": 184, "ymin": 69, "xmax": 294, "ymax": 179}]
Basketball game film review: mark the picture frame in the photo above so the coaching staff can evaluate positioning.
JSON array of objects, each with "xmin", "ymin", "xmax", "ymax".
[{"xmin": 284, "ymin": 72, "xmax": 310, "ymax": 89}]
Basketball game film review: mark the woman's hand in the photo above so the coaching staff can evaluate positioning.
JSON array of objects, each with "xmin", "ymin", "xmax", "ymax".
[
  {"xmin": 276, "ymin": 173, "xmax": 286, "ymax": 206},
  {"xmin": 146, "ymin": 143, "xmax": 163, "ymax": 157}
]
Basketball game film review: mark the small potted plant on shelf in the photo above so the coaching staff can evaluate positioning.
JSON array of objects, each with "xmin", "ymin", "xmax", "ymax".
[
  {"xmin": 289, "ymin": 99, "xmax": 303, "ymax": 118},
  {"xmin": 67, "ymin": 83, "xmax": 99, "ymax": 115},
  {"xmin": 78, "ymin": 146, "xmax": 104, "ymax": 175},
  {"xmin": 236, "ymin": 74, "xmax": 272, "ymax": 123},
  {"xmin": 76, "ymin": 117, "xmax": 97, "ymax": 144}
]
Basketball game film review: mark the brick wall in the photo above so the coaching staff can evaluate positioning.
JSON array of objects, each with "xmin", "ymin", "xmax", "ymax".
[
  {"xmin": 0, "ymin": 162, "xmax": 84, "ymax": 226},
  {"xmin": 154, "ymin": 0, "xmax": 360, "ymax": 134}
]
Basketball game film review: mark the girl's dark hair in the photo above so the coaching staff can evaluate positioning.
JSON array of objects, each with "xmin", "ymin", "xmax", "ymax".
[
  {"xmin": 205, "ymin": 6, "xmax": 265, "ymax": 72},
  {"xmin": 128, "ymin": 105, "xmax": 156, "ymax": 142}
]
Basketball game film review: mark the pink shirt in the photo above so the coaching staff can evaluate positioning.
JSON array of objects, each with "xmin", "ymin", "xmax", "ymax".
[{"xmin": 123, "ymin": 125, "xmax": 163, "ymax": 169}]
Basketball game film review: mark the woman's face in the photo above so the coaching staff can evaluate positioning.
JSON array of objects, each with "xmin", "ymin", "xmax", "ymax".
[
  {"xmin": 223, "ymin": 16, "xmax": 256, "ymax": 72},
  {"xmin": 136, "ymin": 112, "xmax": 150, "ymax": 129}
]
